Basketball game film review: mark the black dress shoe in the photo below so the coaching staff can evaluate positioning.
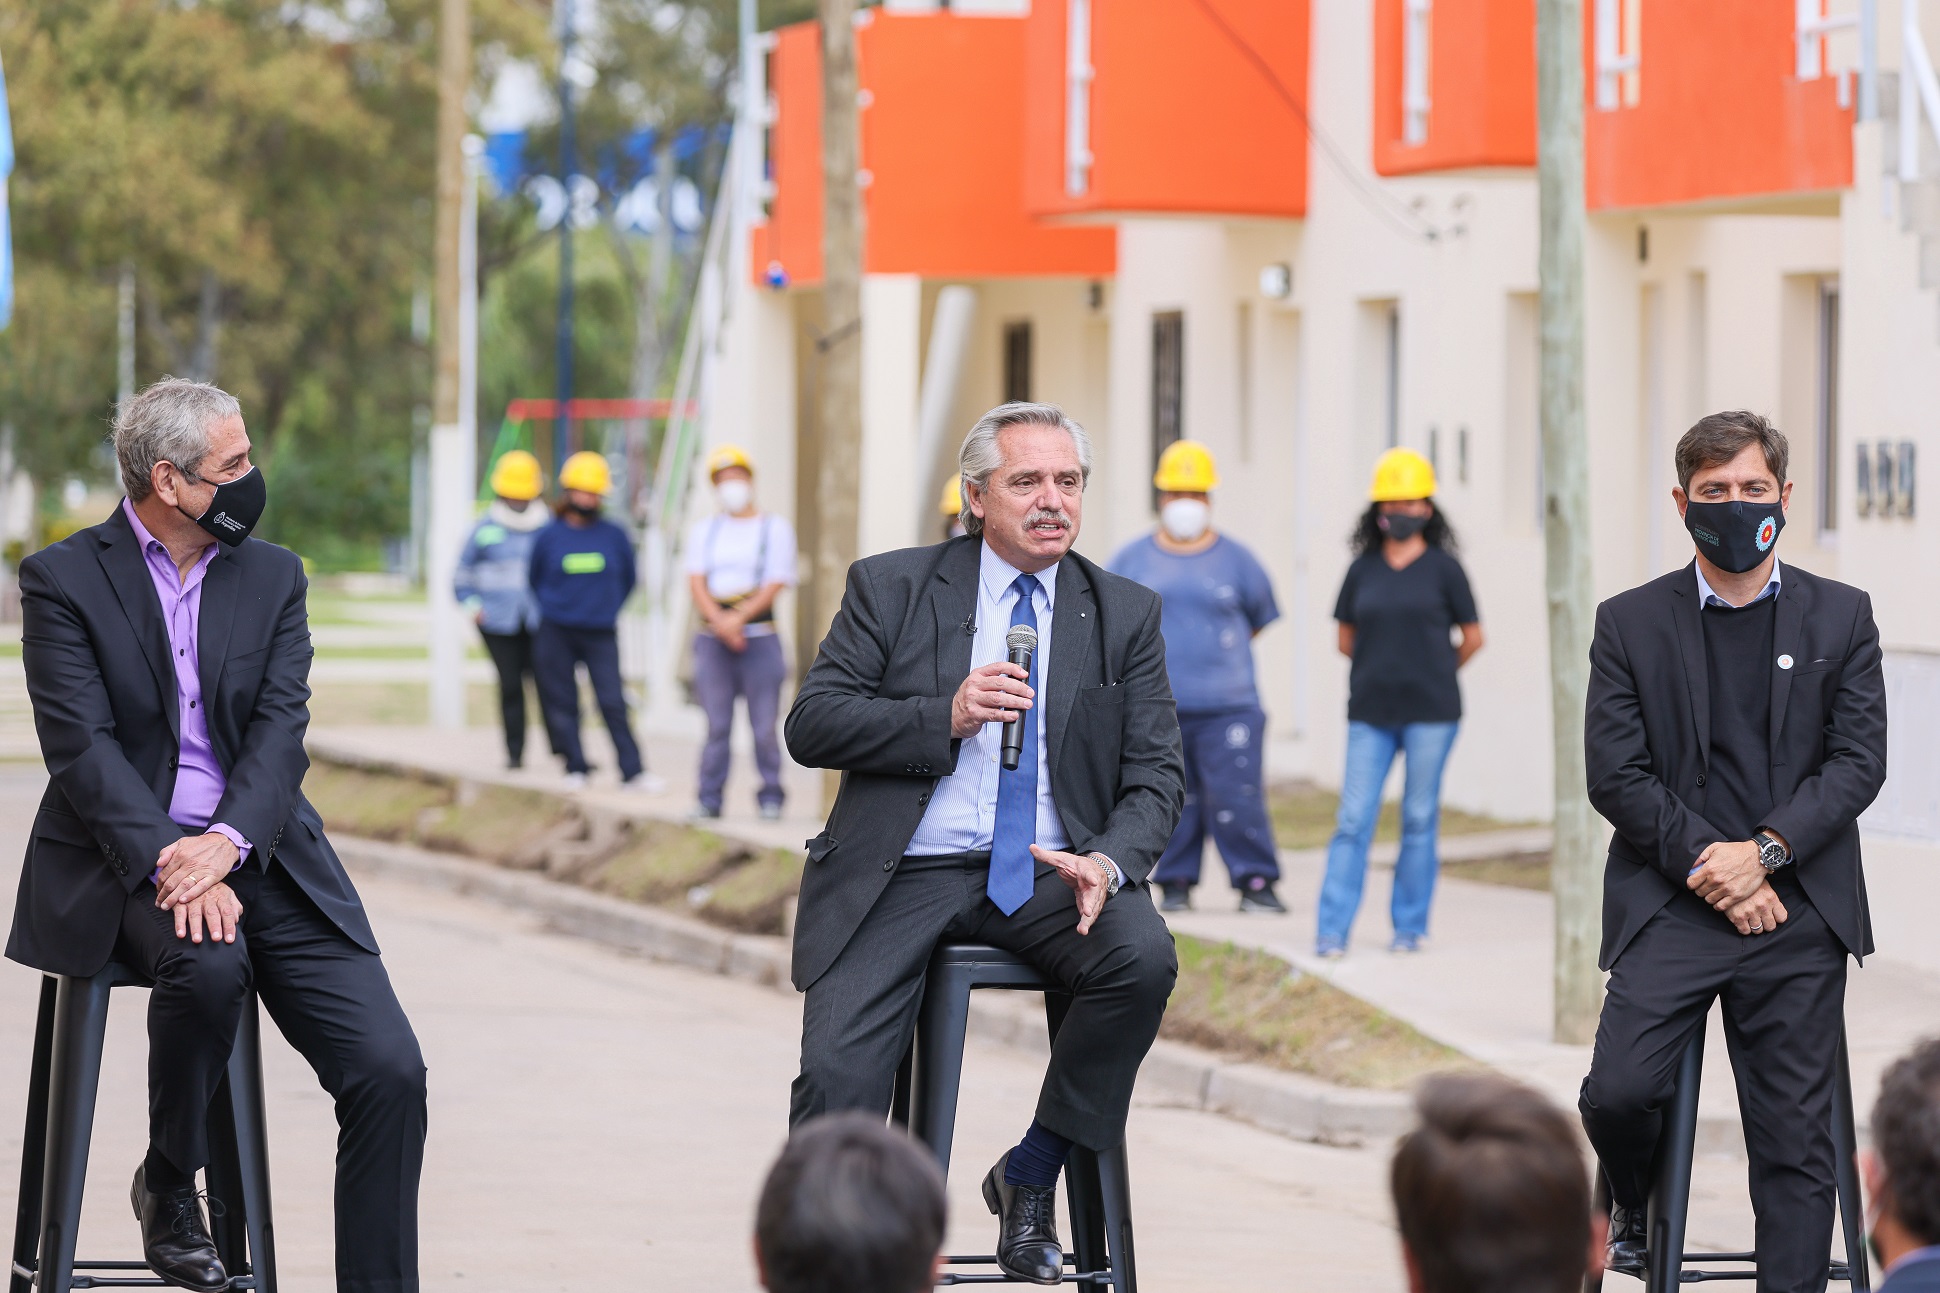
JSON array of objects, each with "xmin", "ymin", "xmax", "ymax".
[
  {"xmin": 131, "ymin": 1165, "xmax": 228, "ymax": 1293},
  {"xmin": 1239, "ymin": 879, "xmax": 1288, "ymax": 914},
  {"xmin": 1159, "ymin": 883, "xmax": 1192, "ymax": 912},
  {"xmin": 982, "ymin": 1152, "xmax": 1064, "ymax": 1286},
  {"xmin": 1606, "ymin": 1199, "xmax": 1648, "ymax": 1277}
]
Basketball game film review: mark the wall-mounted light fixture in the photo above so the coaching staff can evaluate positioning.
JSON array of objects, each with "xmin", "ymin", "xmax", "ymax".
[
  {"xmin": 1258, "ymin": 263, "xmax": 1293, "ymax": 301},
  {"xmin": 1899, "ymin": 441, "xmax": 1918, "ymax": 517}
]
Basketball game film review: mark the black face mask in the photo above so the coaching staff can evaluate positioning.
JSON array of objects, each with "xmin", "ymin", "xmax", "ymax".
[
  {"xmin": 566, "ymin": 500, "xmax": 601, "ymax": 520},
  {"xmin": 1378, "ymin": 512, "xmax": 1430, "ymax": 542},
  {"xmin": 1683, "ymin": 499, "xmax": 1783, "ymax": 574},
  {"xmin": 178, "ymin": 465, "xmax": 266, "ymax": 547}
]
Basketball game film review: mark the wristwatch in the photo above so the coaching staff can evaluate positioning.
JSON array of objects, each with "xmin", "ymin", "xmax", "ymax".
[
  {"xmin": 1753, "ymin": 831, "xmax": 1791, "ymax": 873},
  {"xmin": 1088, "ymin": 853, "xmax": 1122, "ymax": 899}
]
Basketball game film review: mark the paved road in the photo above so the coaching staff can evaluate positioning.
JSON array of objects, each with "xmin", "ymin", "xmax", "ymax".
[{"xmin": 0, "ymin": 765, "xmax": 1414, "ymax": 1291}]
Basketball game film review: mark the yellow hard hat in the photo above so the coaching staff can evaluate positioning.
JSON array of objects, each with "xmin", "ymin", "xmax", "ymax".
[
  {"xmin": 1153, "ymin": 440, "xmax": 1219, "ymax": 493},
  {"xmin": 559, "ymin": 451, "xmax": 614, "ymax": 496},
  {"xmin": 488, "ymin": 450, "xmax": 543, "ymax": 501},
  {"xmin": 1369, "ymin": 447, "xmax": 1437, "ymax": 502},
  {"xmin": 940, "ymin": 477, "xmax": 963, "ymax": 517},
  {"xmin": 706, "ymin": 444, "xmax": 754, "ymax": 479}
]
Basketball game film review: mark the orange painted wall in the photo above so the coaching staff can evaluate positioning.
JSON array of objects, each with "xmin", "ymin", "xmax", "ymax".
[
  {"xmin": 1023, "ymin": 0, "xmax": 1309, "ymax": 220},
  {"xmin": 751, "ymin": 14, "xmax": 1116, "ymax": 288},
  {"xmin": 1584, "ymin": 0, "xmax": 1852, "ymax": 210},
  {"xmin": 1371, "ymin": 0, "xmax": 1536, "ymax": 175}
]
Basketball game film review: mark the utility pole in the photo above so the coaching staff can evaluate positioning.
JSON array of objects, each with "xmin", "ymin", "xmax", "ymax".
[
  {"xmin": 1538, "ymin": 0, "xmax": 1601, "ymax": 1043},
  {"xmin": 428, "ymin": 0, "xmax": 472, "ymax": 730},
  {"xmin": 555, "ymin": 0, "xmax": 578, "ymax": 470},
  {"xmin": 117, "ymin": 264, "xmax": 135, "ymax": 405},
  {"xmin": 811, "ymin": 0, "xmax": 864, "ymax": 653}
]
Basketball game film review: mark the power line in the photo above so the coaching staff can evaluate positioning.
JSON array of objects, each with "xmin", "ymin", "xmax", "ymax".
[{"xmin": 1183, "ymin": 0, "xmax": 1441, "ymax": 244}]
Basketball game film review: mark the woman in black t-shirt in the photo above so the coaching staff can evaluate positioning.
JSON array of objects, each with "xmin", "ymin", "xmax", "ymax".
[{"xmin": 1316, "ymin": 448, "xmax": 1483, "ymax": 958}]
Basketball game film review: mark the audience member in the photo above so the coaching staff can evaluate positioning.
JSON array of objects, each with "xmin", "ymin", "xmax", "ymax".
[
  {"xmin": 1391, "ymin": 1073, "xmax": 1604, "ymax": 1293},
  {"xmin": 755, "ymin": 1114, "xmax": 947, "ymax": 1293},
  {"xmin": 1868, "ymin": 1039, "xmax": 1940, "ymax": 1291}
]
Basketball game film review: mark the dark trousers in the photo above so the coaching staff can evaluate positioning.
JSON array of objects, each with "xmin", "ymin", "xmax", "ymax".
[
  {"xmin": 791, "ymin": 853, "xmax": 1178, "ymax": 1149},
  {"xmin": 114, "ymin": 860, "xmax": 428, "ymax": 1293},
  {"xmin": 479, "ymin": 628, "xmax": 538, "ymax": 766},
  {"xmin": 1579, "ymin": 890, "xmax": 1847, "ymax": 1293},
  {"xmin": 1151, "ymin": 706, "xmax": 1281, "ymax": 889},
  {"xmin": 532, "ymin": 619, "xmax": 643, "ymax": 780},
  {"xmin": 693, "ymin": 632, "xmax": 786, "ymax": 812}
]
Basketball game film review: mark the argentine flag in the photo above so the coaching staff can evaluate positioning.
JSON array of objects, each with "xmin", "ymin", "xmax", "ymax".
[{"xmin": 0, "ymin": 50, "xmax": 12, "ymax": 330}]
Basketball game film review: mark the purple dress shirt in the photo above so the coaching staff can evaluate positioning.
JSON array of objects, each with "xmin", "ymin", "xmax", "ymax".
[{"xmin": 122, "ymin": 500, "xmax": 250, "ymax": 869}]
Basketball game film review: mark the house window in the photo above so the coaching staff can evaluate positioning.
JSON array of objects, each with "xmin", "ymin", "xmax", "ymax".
[
  {"xmin": 1151, "ymin": 311, "xmax": 1185, "ymax": 484},
  {"xmin": 1817, "ymin": 281, "xmax": 1841, "ymax": 533},
  {"xmin": 1594, "ymin": 0, "xmax": 1640, "ymax": 110},
  {"xmin": 1402, "ymin": 0, "xmax": 1432, "ymax": 145},
  {"xmin": 1003, "ymin": 321, "xmax": 1033, "ymax": 404}
]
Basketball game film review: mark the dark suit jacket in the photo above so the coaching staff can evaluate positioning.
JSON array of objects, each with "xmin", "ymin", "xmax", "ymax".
[
  {"xmin": 1584, "ymin": 561, "xmax": 1886, "ymax": 969},
  {"xmin": 783, "ymin": 536, "xmax": 1186, "ymax": 991},
  {"xmin": 6, "ymin": 507, "xmax": 378, "ymax": 977}
]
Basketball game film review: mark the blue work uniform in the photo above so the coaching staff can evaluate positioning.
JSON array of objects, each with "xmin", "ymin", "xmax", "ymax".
[
  {"xmin": 453, "ymin": 503, "xmax": 547, "ymax": 765},
  {"xmin": 527, "ymin": 513, "xmax": 645, "ymax": 781},
  {"xmin": 1109, "ymin": 533, "xmax": 1282, "ymax": 888}
]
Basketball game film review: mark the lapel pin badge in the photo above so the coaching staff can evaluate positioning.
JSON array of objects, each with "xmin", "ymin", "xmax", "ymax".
[{"xmin": 1777, "ymin": 654, "xmax": 1794, "ymax": 670}]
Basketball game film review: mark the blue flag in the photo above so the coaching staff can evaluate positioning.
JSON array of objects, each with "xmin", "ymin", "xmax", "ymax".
[{"xmin": 0, "ymin": 49, "xmax": 13, "ymax": 330}]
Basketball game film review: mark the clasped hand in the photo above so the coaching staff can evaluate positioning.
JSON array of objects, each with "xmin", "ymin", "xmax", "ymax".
[
  {"xmin": 1688, "ymin": 839, "xmax": 1786, "ymax": 936},
  {"xmin": 154, "ymin": 833, "xmax": 244, "ymax": 944}
]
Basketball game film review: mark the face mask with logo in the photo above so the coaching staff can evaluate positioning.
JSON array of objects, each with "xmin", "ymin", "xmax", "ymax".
[
  {"xmin": 1159, "ymin": 498, "xmax": 1210, "ymax": 543},
  {"xmin": 1683, "ymin": 499, "xmax": 1783, "ymax": 574},
  {"xmin": 716, "ymin": 479, "xmax": 754, "ymax": 514},
  {"xmin": 1378, "ymin": 511, "xmax": 1430, "ymax": 542},
  {"xmin": 178, "ymin": 465, "xmax": 267, "ymax": 547}
]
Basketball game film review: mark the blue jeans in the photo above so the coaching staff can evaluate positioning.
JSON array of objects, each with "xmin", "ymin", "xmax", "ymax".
[{"xmin": 1316, "ymin": 720, "xmax": 1460, "ymax": 945}]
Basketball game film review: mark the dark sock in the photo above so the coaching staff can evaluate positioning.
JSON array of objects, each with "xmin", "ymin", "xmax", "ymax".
[
  {"xmin": 1004, "ymin": 1120, "xmax": 1073, "ymax": 1188},
  {"xmin": 143, "ymin": 1146, "xmax": 193, "ymax": 1194}
]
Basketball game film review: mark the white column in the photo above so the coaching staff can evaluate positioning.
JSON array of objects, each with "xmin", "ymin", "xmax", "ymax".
[
  {"xmin": 858, "ymin": 274, "xmax": 924, "ymax": 557},
  {"xmin": 427, "ymin": 136, "xmax": 483, "ymax": 730}
]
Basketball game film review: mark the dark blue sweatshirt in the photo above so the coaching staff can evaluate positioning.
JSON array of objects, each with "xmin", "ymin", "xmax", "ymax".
[{"xmin": 528, "ymin": 516, "xmax": 637, "ymax": 629}]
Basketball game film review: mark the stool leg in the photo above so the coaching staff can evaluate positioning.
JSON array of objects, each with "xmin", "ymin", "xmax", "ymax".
[
  {"xmin": 10, "ymin": 978, "xmax": 58, "ymax": 1293},
  {"xmin": 911, "ymin": 963, "xmax": 971, "ymax": 1178},
  {"xmin": 204, "ymin": 1073, "xmax": 247, "ymax": 1275},
  {"xmin": 1587, "ymin": 1170, "xmax": 1613, "ymax": 1293},
  {"xmin": 227, "ymin": 1004, "xmax": 277, "ymax": 1293},
  {"xmin": 890, "ymin": 1046, "xmax": 913, "ymax": 1131},
  {"xmin": 1831, "ymin": 1029, "xmax": 1868, "ymax": 1292},
  {"xmin": 37, "ymin": 974, "xmax": 115, "ymax": 1293},
  {"xmin": 1096, "ymin": 1144, "xmax": 1137, "ymax": 1293},
  {"xmin": 1064, "ymin": 1146, "xmax": 1104, "ymax": 1285},
  {"xmin": 1645, "ymin": 1034, "xmax": 1703, "ymax": 1293}
]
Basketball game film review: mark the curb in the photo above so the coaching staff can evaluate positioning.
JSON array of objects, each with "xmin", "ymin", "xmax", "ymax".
[{"xmin": 335, "ymin": 834, "xmax": 1417, "ymax": 1149}]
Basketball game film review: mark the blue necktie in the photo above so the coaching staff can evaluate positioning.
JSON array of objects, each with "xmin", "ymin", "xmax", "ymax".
[{"xmin": 988, "ymin": 574, "xmax": 1041, "ymax": 915}]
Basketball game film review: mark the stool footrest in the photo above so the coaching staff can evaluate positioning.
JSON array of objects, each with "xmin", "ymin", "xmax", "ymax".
[{"xmin": 940, "ymin": 1255, "xmax": 1115, "ymax": 1285}]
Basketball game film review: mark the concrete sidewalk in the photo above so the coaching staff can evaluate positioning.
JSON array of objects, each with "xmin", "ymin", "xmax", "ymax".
[{"xmin": 310, "ymin": 717, "xmax": 1940, "ymax": 1149}]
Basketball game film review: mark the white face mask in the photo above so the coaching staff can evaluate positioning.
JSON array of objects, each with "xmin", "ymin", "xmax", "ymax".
[
  {"xmin": 716, "ymin": 480, "xmax": 753, "ymax": 513},
  {"xmin": 1159, "ymin": 498, "xmax": 1210, "ymax": 543}
]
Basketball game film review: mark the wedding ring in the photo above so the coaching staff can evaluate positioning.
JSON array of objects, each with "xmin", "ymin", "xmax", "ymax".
[{"xmin": 1750, "ymin": 923, "xmax": 1763, "ymax": 932}]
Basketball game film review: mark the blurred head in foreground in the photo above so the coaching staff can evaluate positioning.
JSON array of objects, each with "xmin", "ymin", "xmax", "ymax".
[
  {"xmin": 1866, "ymin": 1038, "xmax": 1940, "ymax": 1274},
  {"xmin": 755, "ymin": 1113, "xmax": 947, "ymax": 1293},
  {"xmin": 1391, "ymin": 1073, "xmax": 1603, "ymax": 1293}
]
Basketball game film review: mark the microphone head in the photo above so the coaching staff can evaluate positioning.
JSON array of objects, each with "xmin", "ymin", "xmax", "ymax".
[{"xmin": 1005, "ymin": 624, "xmax": 1038, "ymax": 654}]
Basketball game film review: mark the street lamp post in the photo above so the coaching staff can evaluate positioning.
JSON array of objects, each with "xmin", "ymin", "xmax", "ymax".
[{"xmin": 555, "ymin": 0, "xmax": 578, "ymax": 471}]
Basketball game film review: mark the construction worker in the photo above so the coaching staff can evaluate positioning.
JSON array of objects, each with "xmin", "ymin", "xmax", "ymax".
[
  {"xmin": 1109, "ymin": 440, "xmax": 1285, "ymax": 913},
  {"xmin": 684, "ymin": 445, "xmax": 798, "ymax": 820},
  {"xmin": 1318, "ymin": 447, "xmax": 1482, "ymax": 957},
  {"xmin": 454, "ymin": 449, "xmax": 550, "ymax": 769},
  {"xmin": 940, "ymin": 477, "xmax": 968, "ymax": 541},
  {"xmin": 528, "ymin": 450, "xmax": 662, "ymax": 792}
]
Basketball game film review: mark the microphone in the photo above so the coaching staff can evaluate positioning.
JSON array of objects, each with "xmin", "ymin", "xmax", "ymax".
[{"xmin": 1001, "ymin": 624, "xmax": 1037, "ymax": 772}]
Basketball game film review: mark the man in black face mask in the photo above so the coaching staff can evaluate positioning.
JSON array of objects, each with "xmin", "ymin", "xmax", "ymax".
[
  {"xmin": 6, "ymin": 377, "xmax": 426, "ymax": 1293},
  {"xmin": 1580, "ymin": 410, "xmax": 1887, "ymax": 1292}
]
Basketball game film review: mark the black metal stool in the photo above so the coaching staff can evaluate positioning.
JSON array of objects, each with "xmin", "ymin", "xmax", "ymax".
[
  {"xmin": 890, "ymin": 943, "xmax": 1136, "ymax": 1290},
  {"xmin": 10, "ymin": 964, "xmax": 278, "ymax": 1293},
  {"xmin": 1591, "ymin": 1025, "xmax": 1869, "ymax": 1292}
]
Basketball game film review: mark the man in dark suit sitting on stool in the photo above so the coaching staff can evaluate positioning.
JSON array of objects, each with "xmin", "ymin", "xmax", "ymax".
[
  {"xmin": 1867, "ymin": 1039, "xmax": 1940, "ymax": 1292},
  {"xmin": 7, "ymin": 378, "xmax": 426, "ymax": 1293},
  {"xmin": 784, "ymin": 401, "xmax": 1184, "ymax": 1285},
  {"xmin": 1581, "ymin": 410, "xmax": 1887, "ymax": 1292}
]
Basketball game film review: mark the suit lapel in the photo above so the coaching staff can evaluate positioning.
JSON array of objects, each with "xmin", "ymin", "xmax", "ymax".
[
  {"xmin": 1045, "ymin": 555, "xmax": 1096, "ymax": 770},
  {"xmin": 96, "ymin": 511, "xmax": 180, "ymax": 740},
  {"xmin": 1769, "ymin": 572, "xmax": 1804, "ymax": 754},
  {"xmin": 198, "ymin": 553, "xmax": 239, "ymax": 721},
  {"xmin": 930, "ymin": 538, "xmax": 979, "ymax": 697},
  {"xmin": 1670, "ymin": 565, "xmax": 1710, "ymax": 761}
]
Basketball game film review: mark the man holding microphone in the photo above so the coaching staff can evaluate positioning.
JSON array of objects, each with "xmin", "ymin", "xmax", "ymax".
[{"xmin": 1580, "ymin": 411, "xmax": 1887, "ymax": 1288}]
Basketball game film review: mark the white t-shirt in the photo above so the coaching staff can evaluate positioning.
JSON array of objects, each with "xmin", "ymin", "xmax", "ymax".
[{"xmin": 684, "ymin": 513, "xmax": 799, "ymax": 634}]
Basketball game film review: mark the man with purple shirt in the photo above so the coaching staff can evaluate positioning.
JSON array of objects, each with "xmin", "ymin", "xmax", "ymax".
[{"xmin": 7, "ymin": 378, "xmax": 425, "ymax": 1293}]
